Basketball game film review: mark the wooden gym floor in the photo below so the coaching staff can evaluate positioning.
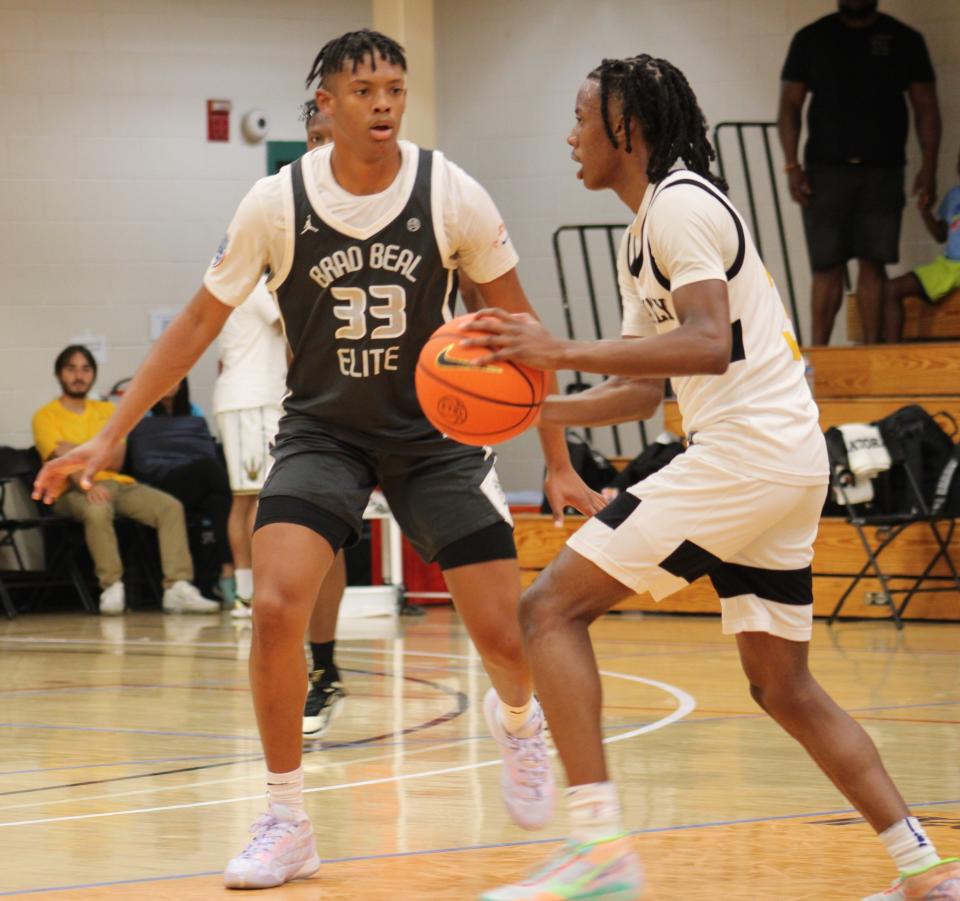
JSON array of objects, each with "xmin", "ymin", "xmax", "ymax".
[{"xmin": 0, "ymin": 607, "xmax": 958, "ymax": 900}]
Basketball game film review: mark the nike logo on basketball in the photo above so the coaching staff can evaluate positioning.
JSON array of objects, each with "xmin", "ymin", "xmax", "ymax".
[
  {"xmin": 435, "ymin": 343, "xmax": 502, "ymax": 373},
  {"xmin": 301, "ymin": 215, "xmax": 319, "ymax": 235}
]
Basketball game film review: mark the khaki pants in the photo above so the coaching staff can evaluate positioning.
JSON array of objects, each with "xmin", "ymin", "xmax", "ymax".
[{"xmin": 54, "ymin": 480, "xmax": 193, "ymax": 590}]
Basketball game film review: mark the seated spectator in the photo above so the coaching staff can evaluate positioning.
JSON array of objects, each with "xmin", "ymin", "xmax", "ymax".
[
  {"xmin": 883, "ymin": 147, "xmax": 960, "ymax": 341},
  {"xmin": 135, "ymin": 378, "xmax": 234, "ymax": 602},
  {"xmin": 31, "ymin": 345, "xmax": 219, "ymax": 615}
]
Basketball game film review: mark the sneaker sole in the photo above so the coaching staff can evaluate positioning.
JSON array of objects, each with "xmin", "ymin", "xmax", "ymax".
[
  {"xmin": 302, "ymin": 693, "xmax": 346, "ymax": 736},
  {"xmin": 224, "ymin": 849, "xmax": 321, "ymax": 890}
]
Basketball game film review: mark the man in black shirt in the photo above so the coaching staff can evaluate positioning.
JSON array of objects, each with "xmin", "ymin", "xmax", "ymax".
[{"xmin": 778, "ymin": 0, "xmax": 940, "ymax": 345}]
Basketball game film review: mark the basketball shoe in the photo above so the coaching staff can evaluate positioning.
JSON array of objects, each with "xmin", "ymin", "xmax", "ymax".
[
  {"xmin": 161, "ymin": 580, "xmax": 220, "ymax": 614},
  {"xmin": 863, "ymin": 858, "xmax": 960, "ymax": 900},
  {"xmin": 223, "ymin": 804, "xmax": 321, "ymax": 889},
  {"xmin": 231, "ymin": 597, "xmax": 253, "ymax": 619},
  {"xmin": 302, "ymin": 668, "xmax": 347, "ymax": 736},
  {"xmin": 483, "ymin": 688, "xmax": 554, "ymax": 830},
  {"xmin": 478, "ymin": 834, "xmax": 644, "ymax": 900}
]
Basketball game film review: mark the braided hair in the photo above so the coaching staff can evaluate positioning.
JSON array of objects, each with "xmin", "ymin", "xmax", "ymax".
[
  {"xmin": 305, "ymin": 29, "xmax": 406, "ymax": 89},
  {"xmin": 589, "ymin": 55, "xmax": 726, "ymax": 191}
]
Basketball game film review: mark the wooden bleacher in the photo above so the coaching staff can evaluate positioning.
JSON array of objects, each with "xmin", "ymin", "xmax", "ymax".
[
  {"xmin": 847, "ymin": 289, "xmax": 960, "ymax": 342},
  {"xmin": 516, "ymin": 342, "xmax": 960, "ymax": 623}
]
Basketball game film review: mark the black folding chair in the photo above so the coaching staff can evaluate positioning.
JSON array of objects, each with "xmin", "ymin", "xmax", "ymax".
[
  {"xmin": 0, "ymin": 447, "xmax": 97, "ymax": 617},
  {"xmin": 825, "ymin": 430, "xmax": 960, "ymax": 629}
]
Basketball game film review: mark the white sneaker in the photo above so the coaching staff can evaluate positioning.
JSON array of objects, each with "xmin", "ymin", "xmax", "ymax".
[
  {"xmin": 99, "ymin": 581, "xmax": 125, "ymax": 616},
  {"xmin": 223, "ymin": 805, "xmax": 321, "ymax": 889},
  {"xmin": 483, "ymin": 688, "xmax": 555, "ymax": 830},
  {"xmin": 162, "ymin": 580, "xmax": 220, "ymax": 614},
  {"xmin": 230, "ymin": 596, "xmax": 253, "ymax": 619}
]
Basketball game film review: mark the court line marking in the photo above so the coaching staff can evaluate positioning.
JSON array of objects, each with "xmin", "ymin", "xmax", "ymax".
[
  {"xmin": 3, "ymin": 797, "xmax": 958, "ymax": 897},
  {"xmin": 0, "ymin": 670, "xmax": 694, "ymax": 828},
  {"xmin": 3, "ymin": 692, "xmax": 959, "ymax": 780}
]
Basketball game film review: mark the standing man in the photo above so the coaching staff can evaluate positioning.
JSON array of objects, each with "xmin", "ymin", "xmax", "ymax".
[
  {"xmin": 213, "ymin": 275, "xmax": 290, "ymax": 619},
  {"xmin": 32, "ymin": 345, "xmax": 219, "ymax": 615},
  {"xmin": 34, "ymin": 29, "xmax": 600, "ymax": 890},
  {"xmin": 778, "ymin": 0, "xmax": 940, "ymax": 345},
  {"xmin": 471, "ymin": 54, "xmax": 959, "ymax": 901}
]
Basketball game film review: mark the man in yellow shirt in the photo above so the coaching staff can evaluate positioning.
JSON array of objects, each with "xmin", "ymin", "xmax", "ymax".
[{"xmin": 32, "ymin": 345, "xmax": 219, "ymax": 615}]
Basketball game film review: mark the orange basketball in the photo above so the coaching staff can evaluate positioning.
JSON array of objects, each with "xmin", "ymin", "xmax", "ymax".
[{"xmin": 415, "ymin": 312, "xmax": 545, "ymax": 445}]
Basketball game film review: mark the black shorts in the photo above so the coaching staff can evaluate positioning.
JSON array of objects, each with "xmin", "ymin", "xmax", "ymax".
[
  {"xmin": 257, "ymin": 414, "xmax": 514, "ymax": 564},
  {"xmin": 802, "ymin": 164, "xmax": 905, "ymax": 269}
]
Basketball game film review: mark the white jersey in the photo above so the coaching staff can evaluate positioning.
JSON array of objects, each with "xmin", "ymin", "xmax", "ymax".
[
  {"xmin": 203, "ymin": 140, "xmax": 518, "ymax": 308},
  {"xmin": 619, "ymin": 169, "xmax": 828, "ymax": 486},
  {"xmin": 212, "ymin": 278, "xmax": 288, "ymax": 414}
]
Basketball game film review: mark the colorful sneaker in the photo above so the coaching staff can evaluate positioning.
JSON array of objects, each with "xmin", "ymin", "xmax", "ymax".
[
  {"xmin": 863, "ymin": 858, "xmax": 960, "ymax": 900},
  {"xmin": 302, "ymin": 669, "xmax": 347, "ymax": 736},
  {"xmin": 223, "ymin": 804, "xmax": 321, "ymax": 889},
  {"xmin": 231, "ymin": 596, "xmax": 253, "ymax": 619},
  {"xmin": 478, "ymin": 835, "xmax": 644, "ymax": 900},
  {"xmin": 483, "ymin": 688, "xmax": 555, "ymax": 830}
]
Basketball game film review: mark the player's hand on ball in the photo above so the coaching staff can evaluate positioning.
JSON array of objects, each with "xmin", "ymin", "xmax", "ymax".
[{"xmin": 463, "ymin": 309, "xmax": 567, "ymax": 370}]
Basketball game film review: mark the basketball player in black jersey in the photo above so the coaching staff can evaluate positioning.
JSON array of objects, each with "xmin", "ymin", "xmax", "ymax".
[{"xmin": 34, "ymin": 29, "xmax": 602, "ymax": 891}]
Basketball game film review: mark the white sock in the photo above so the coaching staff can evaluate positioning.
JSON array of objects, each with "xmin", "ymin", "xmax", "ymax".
[
  {"xmin": 235, "ymin": 568, "xmax": 253, "ymax": 599},
  {"xmin": 880, "ymin": 817, "xmax": 941, "ymax": 873},
  {"xmin": 567, "ymin": 781, "xmax": 623, "ymax": 843},
  {"xmin": 499, "ymin": 696, "xmax": 534, "ymax": 734},
  {"xmin": 266, "ymin": 766, "xmax": 306, "ymax": 820}
]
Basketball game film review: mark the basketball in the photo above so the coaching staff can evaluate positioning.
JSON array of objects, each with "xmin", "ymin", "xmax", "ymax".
[{"xmin": 415, "ymin": 312, "xmax": 545, "ymax": 445}]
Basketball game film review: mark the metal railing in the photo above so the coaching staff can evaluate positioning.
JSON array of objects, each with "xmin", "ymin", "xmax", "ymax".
[
  {"xmin": 551, "ymin": 223, "xmax": 648, "ymax": 457},
  {"xmin": 713, "ymin": 121, "xmax": 804, "ymax": 344}
]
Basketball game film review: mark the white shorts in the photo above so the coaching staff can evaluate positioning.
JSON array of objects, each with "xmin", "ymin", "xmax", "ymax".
[
  {"xmin": 216, "ymin": 405, "xmax": 282, "ymax": 494},
  {"xmin": 567, "ymin": 446, "xmax": 828, "ymax": 642}
]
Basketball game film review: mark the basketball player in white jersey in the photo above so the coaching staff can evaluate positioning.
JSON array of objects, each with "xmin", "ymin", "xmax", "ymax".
[
  {"xmin": 468, "ymin": 55, "xmax": 960, "ymax": 901},
  {"xmin": 34, "ymin": 29, "xmax": 603, "ymax": 891}
]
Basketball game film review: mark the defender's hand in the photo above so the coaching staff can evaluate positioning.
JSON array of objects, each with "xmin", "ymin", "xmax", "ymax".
[{"xmin": 33, "ymin": 435, "xmax": 116, "ymax": 504}]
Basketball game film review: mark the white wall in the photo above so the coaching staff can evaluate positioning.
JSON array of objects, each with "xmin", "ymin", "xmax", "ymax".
[
  {"xmin": 0, "ymin": 0, "xmax": 371, "ymax": 448},
  {"xmin": 2, "ymin": 0, "xmax": 957, "ymax": 496},
  {"xmin": 436, "ymin": 0, "xmax": 960, "ymax": 492}
]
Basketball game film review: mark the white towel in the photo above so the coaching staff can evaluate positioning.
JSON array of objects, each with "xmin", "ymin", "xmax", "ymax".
[
  {"xmin": 832, "ymin": 423, "xmax": 891, "ymax": 505},
  {"xmin": 839, "ymin": 423, "xmax": 891, "ymax": 479}
]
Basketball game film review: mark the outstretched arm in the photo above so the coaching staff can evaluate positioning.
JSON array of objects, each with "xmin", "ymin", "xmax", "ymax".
[
  {"xmin": 540, "ymin": 375, "xmax": 665, "ymax": 428},
  {"xmin": 34, "ymin": 286, "xmax": 234, "ymax": 502}
]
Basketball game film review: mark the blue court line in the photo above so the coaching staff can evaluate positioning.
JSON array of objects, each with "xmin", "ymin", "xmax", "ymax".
[{"xmin": 4, "ymin": 797, "xmax": 958, "ymax": 897}]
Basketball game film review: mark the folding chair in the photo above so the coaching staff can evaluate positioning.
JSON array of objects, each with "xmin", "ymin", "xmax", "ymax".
[
  {"xmin": 0, "ymin": 446, "xmax": 97, "ymax": 618},
  {"xmin": 825, "ymin": 426, "xmax": 960, "ymax": 630}
]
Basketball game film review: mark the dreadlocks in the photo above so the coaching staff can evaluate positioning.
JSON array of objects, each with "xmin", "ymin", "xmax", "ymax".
[
  {"xmin": 304, "ymin": 29, "xmax": 406, "ymax": 89},
  {"xmin": 299, "ymin": 98, "xmax": 318, "ymax": 123},
  {"xmin": 589, "ymin": 55, "xmax": 727, "ymax": 192}
]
